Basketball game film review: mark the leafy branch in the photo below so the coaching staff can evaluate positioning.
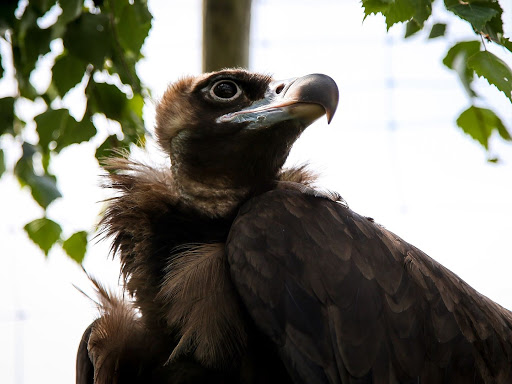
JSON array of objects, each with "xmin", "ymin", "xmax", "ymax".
[
  {"xmin": 362, "ymin": 0, "xmax": 512, "ymax": 159},
  {"xmin": 0, "ymin": 0, "xmax": 152, "ymax": 261}
]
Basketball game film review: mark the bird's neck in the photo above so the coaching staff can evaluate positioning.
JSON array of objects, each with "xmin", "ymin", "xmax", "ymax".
[{"xmin": 171, "ymin": 165, "xmax": 258, "ymax": 218}]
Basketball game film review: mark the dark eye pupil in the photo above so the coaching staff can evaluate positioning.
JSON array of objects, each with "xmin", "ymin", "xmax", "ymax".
[{"xmin": 213, "ymin": 81, "xmax": 237, "ymax": 99}]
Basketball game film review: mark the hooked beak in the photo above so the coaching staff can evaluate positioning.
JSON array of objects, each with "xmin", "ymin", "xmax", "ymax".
[{"xmin": 217, "ymin": 73, "xmax": 339, "ymax": 129}]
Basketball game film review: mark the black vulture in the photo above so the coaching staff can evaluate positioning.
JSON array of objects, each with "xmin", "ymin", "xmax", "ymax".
[{"xmin": 77, "ymin": 69, "xmax": 512, "ymax": 384}]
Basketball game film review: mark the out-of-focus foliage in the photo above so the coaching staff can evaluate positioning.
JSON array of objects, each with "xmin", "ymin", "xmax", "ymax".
[
  {"xmin": 362, "ymin": 0, "xmax": 512, "ymax": 160},
  {"xmin": 0, "ymin": 0, "xmax": 152, "ymax": 262}
]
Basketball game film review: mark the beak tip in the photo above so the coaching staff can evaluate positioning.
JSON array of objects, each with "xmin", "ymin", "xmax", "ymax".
[{"xmin": 326, "ymin": 111, "xmax": 334, "ymax": 124}]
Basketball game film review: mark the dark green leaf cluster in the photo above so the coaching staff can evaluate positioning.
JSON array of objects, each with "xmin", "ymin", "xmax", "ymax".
[
  {"xmin": 0, "ymin": 0, "xmax": 152, "ymax": 262},
  {"xmin": 362, "ymin": 0, "xmax": 512, "ymax": 159}
]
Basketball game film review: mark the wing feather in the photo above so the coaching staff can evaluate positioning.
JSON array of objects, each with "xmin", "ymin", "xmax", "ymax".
[{"xmin": 226, "ymin": 189, "xmax": 512, "ymax": 383}]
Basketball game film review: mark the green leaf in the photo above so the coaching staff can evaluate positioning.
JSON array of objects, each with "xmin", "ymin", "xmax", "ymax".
[
  {"xmin": 385, "ymin": 0, "xmax": 416, "ymax": 29},
  {"xmin": 24, "ymin": 217, "xmax": 62, "ymax": 256},
  {"xmin": 29, "ymin": 173, "xmax": 63, "ymax": 208},
  {"xmin": 481, "ymin": 4, "xmax": 504, "ymax": 44},
  {"xmin": 363, "ymin": 0, "xmax": 432, "ymax": 29},
  {"xmin": 63, "ymin": 13, "xmax": 112, "ymax": 67},
  {"xmin": 503, "ymin": 39, "xmax": 512, "ymax": 54},
  {"xmin": 443, "ymin": 41, "xmax": 481, "ymax": 97},
  {"xmin": 0, "ymin": 1, "xmax": 18, "ymax": 35},
  {"xmin": 88, "ymin": 81, "xmax": 127, "ymax": 121},
  {"xmin": 116, "ymin": 0, "xmax": 152, "ymax": 54},
  {"xmin": 109, "ymin": 50, "xmax": 141, "ymax": 91},
  {"xmin": 12, "ymin": 46, "xmax": 39, "ymax": 100},
  {"xmin": 429, "ymin": 23, "xmax": 446, "ymax": 39},
  {"xmin": 121, "ymin": 94, "xmax": 146, "ymax": 140},
  {"xmin": 456, "ymin": 106, "xmax": 510, "ymax": 149},
  {"xmin": 35, "ymin": 108, "xmax": 72, "ymax": 150},
  {"xmin": 95, "ymin": 134, "xmax": 129, "ymax": 162},
  {"xmin": 51, "ymin": 53, "xmax": 87, "ymax": 97},
  {"xmin": 21, "ymin": 25, "xmax": 53, "ymax": 74},
  {"xmin": 405, "ymin": 20, "xmax": 421, "ymax": 37},
  {"xmin": 15, "ymin": 142, "xmax": 62, "ymax": 208},
  {"xmin": 410, "ymin": 0, "xmax": 432, "ymax": 25},
  {"xmin": 468, "ymin": 51, "xmax": 512, "ymax": 102},
  {"xmin": 14, "ymin": 142, "xmax": 36, "ymax": 183},
  {"xmin": 443, "ymin": 41, "xmax": 481, "ymax": 69},
  {"xmin": 0, "ymin": 52, "xmax": 4, "ymax": 79},
  {"xmin": 445, "ymin": 2, "xmax": 499, "ymax": 31},
  {"xmin": 32, "ymin": 0, "xmax": 57, "ymax": 14},
  {"xmin": 62, "ymin": 231, "xmax": 88, "ymax": 263},
  {"xmin": 57, "ymin": 115, "xmax": 96, "ymax": 151},
  {"xmin": 35, "ymin": 108, "xmax": 97, "ymax": 152},
  {"xmin": 0, "ymin": 97, "xmax": 15, "ymax": 135},
  {"xmin": 0, "ymin": 148, "xmax": 5, "ymax": 177},
  {"xmin": 496, "ymin": 122, "xmax": 512, "ymax": 141},
  {"xmin": 58, "ymin": 0, "xmax": 83, "ymax": 25}
]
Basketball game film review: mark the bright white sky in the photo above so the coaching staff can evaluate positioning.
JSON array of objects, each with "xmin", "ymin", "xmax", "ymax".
[{"xmin": 1, "ymin": 0, "xmax": 512, "ymax": 383}]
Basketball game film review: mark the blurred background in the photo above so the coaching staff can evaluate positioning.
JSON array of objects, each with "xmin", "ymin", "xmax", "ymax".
[{"xmin": 1, "ymin": 0, "xmax": 511, "ymax": 382}]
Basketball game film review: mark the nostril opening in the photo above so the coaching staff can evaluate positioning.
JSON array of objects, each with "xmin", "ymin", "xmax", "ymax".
[{"xmin": 275, "ymin": 84, "xmax": 285, "ymax": 94}]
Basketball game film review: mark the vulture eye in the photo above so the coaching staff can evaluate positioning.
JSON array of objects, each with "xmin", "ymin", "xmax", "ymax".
[{"xmin": 210, "ymin": 80, "xmax": 241, "ymax": 101}]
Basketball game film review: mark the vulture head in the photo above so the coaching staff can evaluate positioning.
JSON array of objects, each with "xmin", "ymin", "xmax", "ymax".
[{"xmin": 155, "ymin": 69, "xmax": 339, "ymax": 194}]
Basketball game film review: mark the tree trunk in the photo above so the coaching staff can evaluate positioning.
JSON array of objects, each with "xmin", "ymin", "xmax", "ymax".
[{"xmin": 202, "ymin": 0, "xmax": 252, "ymax": 72}]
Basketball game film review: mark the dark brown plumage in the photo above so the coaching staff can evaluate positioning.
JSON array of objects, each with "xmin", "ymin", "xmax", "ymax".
[{"xmin": 77, "ymin": 69, "xmax": 512, "ymax": 384}]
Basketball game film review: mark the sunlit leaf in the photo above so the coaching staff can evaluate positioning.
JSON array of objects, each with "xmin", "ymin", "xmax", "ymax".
[
  {"xmin": 0, "ymin": 97, "xmax": 14, "ymax": 135},
  {"xmin": 24, "ymin": 217, "xmax": 62, "ymax": 256},
  {"xmin": 443, "ymin": 41, "xmax": 481, "ymax": 97},
  {"xmin": 429, "ymin": 23, "xmax": 446, "ymax": 38},
  {"xmin": 52, "ymin": 53, "xmax": 87, "ymax": 97},
  {"xmin": 456, "ymin": 106, "xmax": 510, "ymax": 149},
  {"xmin": 128, "ymin": 93, "xmax": 144, "ymax": 119},
  {"xmin": 468, "ymin": 51, "xmax": 512, "ymax": 102},
  {"xmin": 42, "ymin": 151, "xmax": 50, "ymax": 173},
  {"xmin": 62, "ymin": 231, "xmax": 88, "ymax": 263}
]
